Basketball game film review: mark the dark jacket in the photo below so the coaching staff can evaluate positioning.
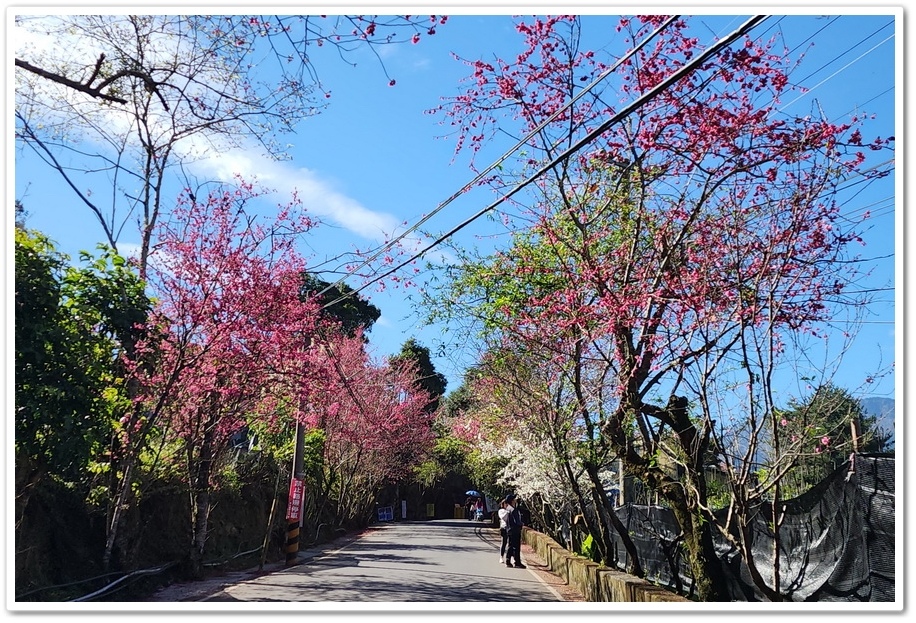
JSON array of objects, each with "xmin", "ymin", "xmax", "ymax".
[{"xmin": 506, "ymin": 506, "xmax": 523, "ymax": 531}]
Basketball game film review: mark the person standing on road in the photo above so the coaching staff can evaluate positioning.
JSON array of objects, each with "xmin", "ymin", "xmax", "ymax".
[
  {"xmin": 497, "ymin": 499, "xmax": 510, "ymax": 563},
  {"xmin": 504, "ymin": 494, "xmax": 526, "ymax": 569}
]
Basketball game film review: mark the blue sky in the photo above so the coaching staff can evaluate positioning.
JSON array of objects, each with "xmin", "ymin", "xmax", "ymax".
[{"xmin": 10, "ymin": 7, "xmax": 900, "ymax": 406}]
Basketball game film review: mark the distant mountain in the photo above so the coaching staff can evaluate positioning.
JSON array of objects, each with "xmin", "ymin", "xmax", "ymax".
[{"xmin": 859, "ymin": 396, "xmax": 895, "ymax": 449}]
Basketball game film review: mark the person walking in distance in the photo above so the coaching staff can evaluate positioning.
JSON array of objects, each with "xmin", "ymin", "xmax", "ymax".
[
  {"xmin": 497, "ymin": 499, "xmax": 510, "ymax": 563},
  {"xmin": 504, "ymin": 494, "xmax": 526, "ymax": 568}
]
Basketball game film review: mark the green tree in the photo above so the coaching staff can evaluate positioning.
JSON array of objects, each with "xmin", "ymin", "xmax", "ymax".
[
  {"xmin": 414, "ymin": 435, "xmax": 471, "ymax": 488},
  {"xmin": 14, "ymin": 230, "xmax": 149, "ymax": 519},
  {"xmin": 772, "ymin": 384, "xmax": 893, "ymax": 493},
  {"xmin": 390, "ymin": 338, "xmax": 447, "ymax": 414},
  {"xmin": 15, "ymin": 199, "xmax": 28, "ymax": 229},
  {"xmin": 15, "ymin": 228, "xmax": 95, "ymax": 487},
  {"xmin": 436, "ymin": 380, "xmax": 474, "ymax": 428},
  {"xmin": 299, "ymin": 272, "xmax": 381, "ymax": 338}
]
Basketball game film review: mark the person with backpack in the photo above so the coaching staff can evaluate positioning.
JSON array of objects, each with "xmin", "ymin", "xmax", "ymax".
[
  {"xmin": 497, "ymin": 499, "xmax": 510, "ymax": 563},
  {"xmin": 503, "ymin": 494, "xmax": 526, "ymax": 568}
]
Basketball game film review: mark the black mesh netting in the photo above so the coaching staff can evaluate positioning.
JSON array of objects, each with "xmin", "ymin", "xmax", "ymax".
[{"xmin": 608, "ymin": 454, "xmax": 895, "ymax": 602}]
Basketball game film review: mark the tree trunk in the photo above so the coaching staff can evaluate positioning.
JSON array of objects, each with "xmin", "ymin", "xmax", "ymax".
[
  {"xmin": 260, "ymin": 466, "xmax": 282, "ymax": 571},
  {"xmin": 737, "ymin": 517, "xmax": 783, "ymax": 601},
  {"xmin": 560, "ymin": 457, "xmax": 605, "ymax": 558},
  {"xmin": 670, "ymin": 500, "xmax": 730, "ymax": 601},
  {"xmin": 14, "ymin": 460, "xmax": 43, "ymax": 531},
  {"xmin": 584, "ymin": 462, "xmax": 644, "ymax": 577},
  {"xmin": 102, "ymin": 364, "xmax": 179, "ymax": 571},
  {"xmin": 102, "ymin": 458, "xmax": 134, "ymax": 570},
  {"xmin": 188, "ymin": 423, "xmax": 216, "ymax": 579}
]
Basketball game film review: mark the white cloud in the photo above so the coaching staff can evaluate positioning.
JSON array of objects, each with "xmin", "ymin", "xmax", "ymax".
[
  {"xmin": 183, "ymin": 137, "xmax": 460, "ymax": 263},
  {"xmin": 115, "ymin": 242, "xmax": 142, "ymax": 260},
  {"xmin": 188, "ymin": 145, "xmax": 403, "ymax": 242},
  {"xmin": 374, "ymin": 315, "xmax": 393, "ymax": 328}
]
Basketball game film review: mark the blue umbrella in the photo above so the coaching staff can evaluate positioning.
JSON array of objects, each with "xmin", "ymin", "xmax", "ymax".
[{"xmin": 465, "ymin": 490, "xmax": 482, "ymax": 497}]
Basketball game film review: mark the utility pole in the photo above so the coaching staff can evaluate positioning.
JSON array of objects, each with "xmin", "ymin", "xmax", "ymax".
[
  {"xmin": 618, "ymin": 455, "xmax": 625, "ymax": 506},
  {"xmin": 285, "ymin": 420, "xmax": 305, "ymax": 566}
]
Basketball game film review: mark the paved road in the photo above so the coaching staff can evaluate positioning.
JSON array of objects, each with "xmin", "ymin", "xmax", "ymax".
[{"xmin": 201, "ymin": 519, "xmax": 564, "ymax": 602}]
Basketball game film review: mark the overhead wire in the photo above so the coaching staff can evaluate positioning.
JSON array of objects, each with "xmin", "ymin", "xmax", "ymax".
[
  {"xmin": 799, "ymin": 20, "xmax": 897, "ymax": 231},
  {"xmin": 317, "ymin": 16, "xmax": 766, "ymax": 404},
  {"xmin": 364, "ymin": 18, "xmax": 893, "ymax": 298},
  {"xmin": 790, "ymin": 19, "xmax": 893, "ymax": 87},
  {"xmin": 312, "ymin": 15, "xmax": 682, "ymax": 304},
  {"xmin": 323, "ymin": 14, "xmax": 771, "ymax": 309},
  {"xmin": 748, "ymin": 16, "xmax": 897, "ymax": 240},
  {"xmin": 778, "ymin": 32, "xmax": 895, "ymax": 112}
]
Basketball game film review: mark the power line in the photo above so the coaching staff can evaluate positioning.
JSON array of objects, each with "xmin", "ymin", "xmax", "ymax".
[
  {"xmin": 313, "ymin": 15, "xmax": 682, "ymax": 305},
  {"xmin": 783, "ymin": 15, "xmax": 840, "ymax": 57},
  {"xmin": 778, "ymin": 32, "xmax": 894, "ymax": 112},
  {"xmin": 831, "ymin": 158, "xmax": 896, "ymax": 215},
  {"xmin": 324, "ymin": 15, "xmax": 770, "ymax": 309},
  {"xmin": 791, "ymin": 19, "xmax": 893, "ymax": 88}
]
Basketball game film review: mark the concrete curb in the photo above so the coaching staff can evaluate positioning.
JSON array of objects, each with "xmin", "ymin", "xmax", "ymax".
[{"xmin": 522, "ymin": 527, "xmax": 691, "ymax": 603}]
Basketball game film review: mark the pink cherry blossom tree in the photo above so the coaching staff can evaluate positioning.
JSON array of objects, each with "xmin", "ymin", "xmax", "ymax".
[
  {"xmin": 428, "ymin": 15, "xmax": 892, "ymax": 601},
  {"xmin": 302, "ymin": 333, "xmax": 436, "ymax": 529},
  {"xmin": 123, "ymin": 182, "xmax": 325, "ymax": 575}
]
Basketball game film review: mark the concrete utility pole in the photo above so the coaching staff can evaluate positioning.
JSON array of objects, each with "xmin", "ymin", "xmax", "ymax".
[
  {"xmin": 619, "ymin": 456, "xmax": 625, "ymax": 506},
  {"xmin": 285, "ymin": 421, "xmax": 305, "ymax": 566}
]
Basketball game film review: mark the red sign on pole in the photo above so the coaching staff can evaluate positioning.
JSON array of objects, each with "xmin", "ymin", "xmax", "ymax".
[{"xmin": 286, "ymin": 477, "xmax": 304, "ymax": 522}]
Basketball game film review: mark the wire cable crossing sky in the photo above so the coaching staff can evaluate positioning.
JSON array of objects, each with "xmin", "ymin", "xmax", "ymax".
[
  {"xmin": 323, "ymin": 14, "xmax": 771, "ymax": 308},
  {"xmin": 313, "ymin": 14, "xmax": 683, "ymax": 306}
]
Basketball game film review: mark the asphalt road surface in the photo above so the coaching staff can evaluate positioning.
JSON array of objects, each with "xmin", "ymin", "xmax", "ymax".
[{"xmin": 198, "ymin": 519, "xmax": 565, "ymax": 602}]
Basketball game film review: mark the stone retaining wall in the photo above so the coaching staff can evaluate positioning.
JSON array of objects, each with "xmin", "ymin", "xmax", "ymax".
[{"xmin": 522, "ymin": 527, "xmax": 691, "ymax": 602}]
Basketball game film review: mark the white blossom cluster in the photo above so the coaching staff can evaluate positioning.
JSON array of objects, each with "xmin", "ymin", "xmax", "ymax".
[{"xmin": 477, "ymin": 436, "xmax": 586, "ymax": 516}]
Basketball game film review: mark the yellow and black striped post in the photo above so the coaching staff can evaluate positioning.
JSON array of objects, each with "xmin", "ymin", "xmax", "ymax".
[{"xmin": 285, "ymin": 521, "xmax": 300, "ymax": 566}]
